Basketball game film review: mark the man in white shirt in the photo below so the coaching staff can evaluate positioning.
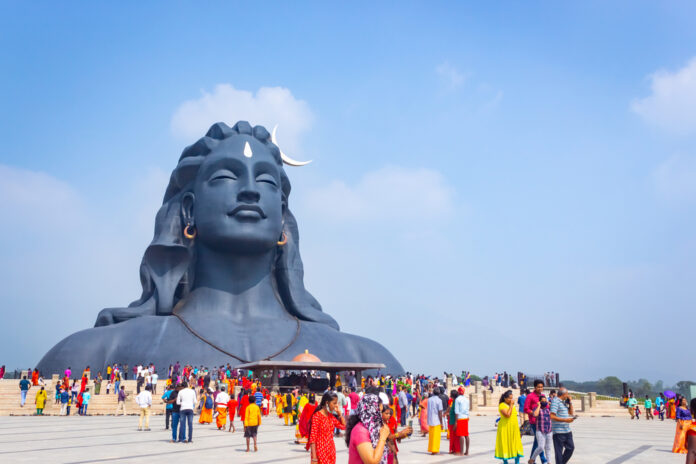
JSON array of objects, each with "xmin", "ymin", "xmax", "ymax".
[
  {"xmin": 176, "ymin": 383, "xmax": 197, "ymax": 442},
  {"xmin": 215, "ymin": 386, "xmax": 230, "ymax": 431},
  {"xmin": 135, "ymin": 385, "xmax": 153, "ymax": 431},
  {"xmin": 454, "ymin": 387, "xmax": 470, "ymax": 455},
  {"xmin": 150, "ymin": 372, "xmax": 158, "ymax": 394},
  {"xmin": 336, "ymin": 387, "xmax": 349, "ymax": 417},
  {"xmin": 427, "ymin": 390, "xmax": 444, "ymax": 455}
]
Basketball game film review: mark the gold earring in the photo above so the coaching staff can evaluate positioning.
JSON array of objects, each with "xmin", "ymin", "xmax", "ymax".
[
  {"xmin": 277, "ymin": 232, "xmax": 287, "ymax": 246},
  {"xmin": 183, "ymin": 224, "xmax": 197, "ymax": 240}
]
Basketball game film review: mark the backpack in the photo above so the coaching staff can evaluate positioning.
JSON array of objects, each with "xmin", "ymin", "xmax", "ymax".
[
  {"xmin": 520, "ymin": 420, "xmax": 534, "ymax": 436},
  {"xmin": 204, "ymin": 395, "xmax": 213, "ymax": 409}
]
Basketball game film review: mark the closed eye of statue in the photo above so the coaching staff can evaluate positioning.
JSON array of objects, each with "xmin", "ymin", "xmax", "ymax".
[
  {"xmin": 209, "ymin": 169, "xmax": 238, "ymax": 182},
  {"xmin": 255, "ymin": 173, "xmax": 278, "ymax": 187}
]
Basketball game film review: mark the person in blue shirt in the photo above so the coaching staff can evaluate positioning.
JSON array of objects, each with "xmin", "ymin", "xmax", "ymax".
[
  {"xmin": 81, "ymin": 388, "xmax": 91, "ymax": 415},
  {"xmin": 550, "ymin": 388, "xmax": 576, "ymax": 464},
  {"xmin": 60, "ymin": 388, "xmax": 70, "ymax": 415},
  {"xmin": 517, "ymin": 389, "xmax": 528, "ymax": 426},
  {"xmin": 18, "ymin": 376, "xmax": 31, "ymax": 407},
  {"xmin": 162, "ymin": 386, "xmax": 174, "ymax": 430},
  {"xmin": 655, "ymin": 394, "xmax": 665, "ymax": 421}
]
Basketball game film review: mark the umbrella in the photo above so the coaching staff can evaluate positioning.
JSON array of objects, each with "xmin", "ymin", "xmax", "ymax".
[{"xmin": 663, "ymin": 390, "xmax": 676, "ymax": 399}]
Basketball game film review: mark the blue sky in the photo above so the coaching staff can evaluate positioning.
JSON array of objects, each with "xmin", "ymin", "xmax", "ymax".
[{"xmin": 1, "ymin": 2, "xmax": 695, "ymax": 383}]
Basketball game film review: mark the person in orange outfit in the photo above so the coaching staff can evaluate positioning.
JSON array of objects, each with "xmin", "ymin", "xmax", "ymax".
[
  {"xmin": 227, "ymin": 394, "xmax": 238, "ymax": 433},
  {"xmin": 244, "ymin": 393, "xmax": 262, "ymax": 452},
  {"xmin": 215, "ymin": 386, "xmax": 230, "ymax": 430}
]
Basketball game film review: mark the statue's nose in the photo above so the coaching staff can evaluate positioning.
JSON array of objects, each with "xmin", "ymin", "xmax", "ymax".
[{"xmin": 237, "ymin": 188, "xmax": 260, "ymax": 203}]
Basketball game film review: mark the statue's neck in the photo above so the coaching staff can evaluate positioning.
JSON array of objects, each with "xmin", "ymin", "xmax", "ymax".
[
  {"xmin": 192, "ymin": 244, "xmax": 276, "ymax": 294},
  {"xmin": 178, "ymin": 244, "xmax": 288, "ymax": 322}
]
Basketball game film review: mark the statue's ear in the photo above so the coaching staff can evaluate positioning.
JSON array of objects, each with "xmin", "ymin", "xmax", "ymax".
[{"xmin": 181, "ymin": 192, "xmax": 195, "ymax": 224}]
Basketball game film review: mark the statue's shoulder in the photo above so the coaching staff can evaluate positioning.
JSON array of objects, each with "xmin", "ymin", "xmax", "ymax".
[{"xmin": 36, "ymin": 316, "xmax": 182, "ymax": 375}]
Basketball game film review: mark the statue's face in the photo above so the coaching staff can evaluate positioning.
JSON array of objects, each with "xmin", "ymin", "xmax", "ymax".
[{"xmin": 192, "ymin": 135, "xmax": 284, "ymax": 253}]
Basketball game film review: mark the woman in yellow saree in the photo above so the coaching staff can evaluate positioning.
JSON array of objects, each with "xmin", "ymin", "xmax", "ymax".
[
  {"xmin": 669, "ymin": 398, "xmax": 677, "ymax": 419},
  {"xmin": 294, "ymin": 393, "xmax": 309, "ymax": 442},
  {"xmin": 199, "ymin": 389, "xmax": 213, "ymax": 424}
]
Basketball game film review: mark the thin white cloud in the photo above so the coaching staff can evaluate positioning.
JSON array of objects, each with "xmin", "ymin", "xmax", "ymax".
[
  {"xmin": 654, "ymin": 152, "xmax": 696, "ymax": 200},
  {"xmin": 0, "ymin": 163, "xmax": 169, "ymax": 367},
  {"xmin": 0, "ymin": 164, "xmax": 85, "ymax": 229},
  {"xmin": 300, "ymin": 166, "xmax": 455, "ymax": 224},
  {"xmin": 631, "ymin": 57, "xmax": 696, "ymax": 134},
  {"xmin": 436, "ymin": 62, "xmax": 468, "ymax": 90},
  {"xmin": 170, "ymin": 84, "xmax": 314, "ymax": 153}
]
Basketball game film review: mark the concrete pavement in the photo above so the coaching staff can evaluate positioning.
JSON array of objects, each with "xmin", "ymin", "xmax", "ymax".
[{"xmin": 0, "ymin": 413, "xmax": 684, "ymax": 463}]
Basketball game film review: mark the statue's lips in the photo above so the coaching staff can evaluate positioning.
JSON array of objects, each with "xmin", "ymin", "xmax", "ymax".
[{"xmin": 228, "ymin": 205, "xmax": 267, "ymax": 220}]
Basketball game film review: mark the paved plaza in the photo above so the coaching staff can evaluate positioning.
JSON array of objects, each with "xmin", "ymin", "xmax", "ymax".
[{"xmin": 0, "ymin": 413, "xmax": 684, "ymax": 463}]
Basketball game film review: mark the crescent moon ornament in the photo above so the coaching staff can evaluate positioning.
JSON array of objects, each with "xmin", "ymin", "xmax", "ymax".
[{"xmin": 271, "ymin": 125, "xmax": 312, "ymax": 166}]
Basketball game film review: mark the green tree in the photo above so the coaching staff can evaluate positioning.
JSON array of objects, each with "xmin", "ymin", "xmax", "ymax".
[
  {"xmin": 675, "ymin": 381, "xmax": 696, "ymax": 398},
  {"xmin": 597, "ymin": 376, "xmax": 623, "ymax": 397},
  {"xmin": 654, "ymin": 380, "xmax": 664, "ymax": 395},
  {"xmin": 628, "ymin": 379, "xmax": 653, "ymax": 397}
]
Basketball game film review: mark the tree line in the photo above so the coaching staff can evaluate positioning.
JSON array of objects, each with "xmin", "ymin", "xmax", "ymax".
[{"xmin": 561, "ymin": 377, "xmax": 695, "ymax": 398}]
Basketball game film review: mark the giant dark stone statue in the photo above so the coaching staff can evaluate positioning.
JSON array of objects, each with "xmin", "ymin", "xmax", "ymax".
[{"xmin": 36, "ymin": 121, "xmax": 403, "ymax": 375}]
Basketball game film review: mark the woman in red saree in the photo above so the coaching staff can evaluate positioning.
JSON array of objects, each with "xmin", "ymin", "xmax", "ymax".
[
  {"xmin": 448, "ymin": 390, "xmax": 461, "ymax": 455},
  {"xmin": 390, "ymin": 396, "xmax": 401, "ymax": 426},
  {"xmin": 296, "ymin": 393, "xmax": 317, "ymax": 444},
  {"xmin": 31, "ymin": 369, "xmax": 39, "ymax": 386},
  {"xmin": 227, "ymin": 396, "xmax": 238, "ymax": 433}
]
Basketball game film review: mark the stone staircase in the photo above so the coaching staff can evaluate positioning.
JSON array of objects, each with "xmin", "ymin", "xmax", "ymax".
[{"xmin": 0, "ymin": 379, "xmax": 168, "ymax": 416}]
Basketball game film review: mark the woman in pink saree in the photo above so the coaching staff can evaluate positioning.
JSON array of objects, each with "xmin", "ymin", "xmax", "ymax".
[{"xmin": 419, "ymin": 393, "xmax": 429, "ymax": 436}]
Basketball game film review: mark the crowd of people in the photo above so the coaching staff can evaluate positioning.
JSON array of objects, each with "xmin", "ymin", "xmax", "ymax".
[
  {"xmin": 6, "ymin": 364, "xmax": 696, "ymax": 464},
  {"xmin": 615, "ymin": 388, "xmax": 696, "ymax": 457}
]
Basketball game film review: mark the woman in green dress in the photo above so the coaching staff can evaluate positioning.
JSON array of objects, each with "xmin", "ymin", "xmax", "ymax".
[
  {"xmin": 94, "ymin": 372, "xmax": 102, "ymax": 395},
  {"xmin": 495, "ymin": 390, "xmax": 524, "ymax": 463}
]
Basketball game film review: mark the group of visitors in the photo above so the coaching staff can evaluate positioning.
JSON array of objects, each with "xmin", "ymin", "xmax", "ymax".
[
  {"xmin": 10, "ymin": 362, "xmax": 696, "ymax": 464},
  {"xmin": 625, "ymin": 392, "xmax": 663, "ymax": 420},
  {"xmin": 492, "ymin": 380, "xmax": 577, "ymax": 464},
  {"xmin": 619, "ymin": 389, "xmax": 696, "ymax": 459},
  {"xmin": 157, "ymin": 373, "xmax": 270, "ymax": 451}
]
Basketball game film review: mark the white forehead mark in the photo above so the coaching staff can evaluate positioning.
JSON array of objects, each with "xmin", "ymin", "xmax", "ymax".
[{"xmin": 243, "ymin": 141, "xmax": 253, "ymax": 158}]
